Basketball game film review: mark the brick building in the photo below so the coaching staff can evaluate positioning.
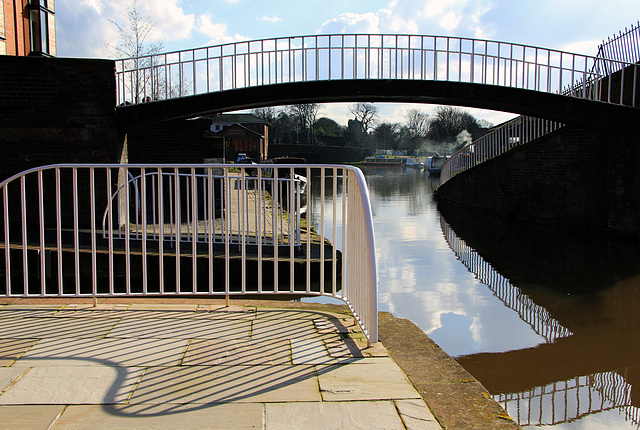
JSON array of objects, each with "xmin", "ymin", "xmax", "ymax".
[
  {"xmin": 1, "ymin": 0, "xmax": 56, "ymax": 56},
  {"xmin": 207, "ymin": 114, "xmax": 270, "ymax": 162}
]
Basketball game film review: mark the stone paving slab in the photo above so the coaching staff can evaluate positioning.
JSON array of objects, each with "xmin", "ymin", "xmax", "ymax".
[
  {"xmin": 0, "ymin": 405, "xmax": 65, "ymax": 430},
  {"xmin": 0, "ymin": 339, "xmax": 38, "ymax": 366},
  {"xmin": 395, "ymin": 399, "xmax": 442, "ymax": 430},
  {"xmin": 130, "ymin": 365, "xmax": 321, "ymax": 404},
  {"xmin": 0, "ymin": 305, "xmax": 63, "ymax": 319},
  {"xmin": 264, "ymin": 400, "xmax": 405, "ymax": 430},
  {"xmin": 290, "ymin": 338, "xmax": 365, "ymax": 365},
  {"xmin": 317, "ymin": 360, "xmax": 423, "ymax": 401},
  {"xmin": 52, "ymin": 304, "xmax": 129, "ymax": 318},
  {"xmin": 251, "ymin": 318, "xmax": 327, "ymax": 340},
  {"xmin": 0, "ymin": 367, "xmax": 28, "ymax": 392},
  {"xmin": 254, "ymin": 308, "xmax": 348, "ymax": 320},
  {"xmin": 0, "ymin": 366, "xmax": 144, "ymax": 405},
  {"xmin": 106, "ymin": 318, "xmax": 252, "ymax": 339},
  {"xmin": 16, "ymin": 338, "xmax": 189, "ymax": 367},
  {"xmin": 0, "ymin": 303, "xmax": 447, "ymax": 430},
  {"xmin": 0, "ymin": 319, "xmax": 119, "ymax": 339},
  {"xmin": 183, "ymin": 339, "xmax": 291, "ymax": 365},
  {"xmin": 52, "ymin": 403, "xmax": 264, "ymax": 429}
]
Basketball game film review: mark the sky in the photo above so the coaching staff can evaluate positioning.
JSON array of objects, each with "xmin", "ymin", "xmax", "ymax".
[{"xmin": 56, "ymin": 0, "xmax": 640, "ymax": 126}]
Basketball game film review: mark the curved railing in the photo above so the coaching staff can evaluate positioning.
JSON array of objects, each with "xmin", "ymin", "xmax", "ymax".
[
  {"xmin": 115, "ymin": 33, "xmax": 638, "ymax": 107},
  {"xmin": 440, "ymin": 115, "xmax": 564, "ymax": 185},
  {"xmin": 0, "ymin": 164, "xmax": 378, "ymax": 343}
]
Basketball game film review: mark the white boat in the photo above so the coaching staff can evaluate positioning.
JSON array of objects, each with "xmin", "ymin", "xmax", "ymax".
[{"xmin": 405, "ymin": 157, "xmax": 424, "ymax": 169}]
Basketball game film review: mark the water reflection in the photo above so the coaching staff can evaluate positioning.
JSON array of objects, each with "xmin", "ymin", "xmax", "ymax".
[
  {"xmin": 308, "ymin": 167, "xmax": 640, "ymax": 428},
  {"xmin": 440, "ymin": 198, "xmax": 640, "ymax": 429}
]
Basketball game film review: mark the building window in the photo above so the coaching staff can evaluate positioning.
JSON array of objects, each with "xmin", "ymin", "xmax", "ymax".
[{"xmin": 27, "ymin": 0, "xmax": 53, "ymax": 56}]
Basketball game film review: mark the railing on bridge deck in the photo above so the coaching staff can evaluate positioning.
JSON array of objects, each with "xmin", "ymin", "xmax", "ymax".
[
  {"xmin": 115, "ymin": 34, "xmax": 639, "ymax": 108},
  {"xmin": 440, "ymin": 115, "xmax": 565, "ymax": 186},
  {"xmin": 0, "ymin": 164, "xmax": 378, "ymax": 343}
]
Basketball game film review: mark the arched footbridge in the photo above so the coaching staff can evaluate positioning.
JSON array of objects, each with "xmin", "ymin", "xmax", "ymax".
[{"xmin": 116, "ymin": 34, "xmax": 640, "ymax": 131}]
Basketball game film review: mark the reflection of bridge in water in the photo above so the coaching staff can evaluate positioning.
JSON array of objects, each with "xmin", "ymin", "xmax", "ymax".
[
  {"xmin": 495, "ymin": 370, "xmax": 639, "ymax": 428},
  {"xmin": 440, "ymin": 215, "xmax": 571, "ymax": 344},
  {"xmin": 440, "ymin": 216, "xmax": 640, "ymax": 428}
]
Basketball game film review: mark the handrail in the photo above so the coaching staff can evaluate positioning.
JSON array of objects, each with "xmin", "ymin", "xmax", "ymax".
[
  {"xmin": 440, "ymin": 115, "xmax": 564, "ymax": 186},
  {"xmin": 0, "ymin": 164, "xmax": 378, "ymax": 343},
  {"xmin": 115, "ymin": 33, "xmax": 639, "ymax": 108}
]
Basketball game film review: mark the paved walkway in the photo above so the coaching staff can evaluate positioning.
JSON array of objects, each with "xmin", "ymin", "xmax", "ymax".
[{"xmin": 0, "ymin": 302, "xmax": 441, "ymax": 429}]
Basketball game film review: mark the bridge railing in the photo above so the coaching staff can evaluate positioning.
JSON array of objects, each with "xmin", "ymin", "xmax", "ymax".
[
  {"xmin": 0, "ymin": 164, "xmax": 378, "ymax": 343},
  {"xmin": 115, "ymin": 34, "xmax": 638, "ymax": 107},
  {"xmin": 440, "ymin": 115, "xmax": 564, "ymax": 185}
]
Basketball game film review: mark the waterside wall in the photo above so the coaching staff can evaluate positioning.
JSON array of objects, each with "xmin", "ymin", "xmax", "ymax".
[{"xmin": 436, "ymin": 127, "xmax": 640, "ymax": 238}]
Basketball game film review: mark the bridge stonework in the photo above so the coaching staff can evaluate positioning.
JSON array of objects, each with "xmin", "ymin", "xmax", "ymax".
[{"xmin": 436, "ymin": 127, "xmax": 640, "ymax": 238}]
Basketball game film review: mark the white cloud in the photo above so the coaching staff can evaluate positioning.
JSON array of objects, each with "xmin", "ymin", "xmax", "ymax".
[
  {"xmin": 262, "ymin": 16, "xmax": 282, "ymax": 23},
  {"xmin": 439, "ymin": 12, "xmax": 462, "ymax": 31},
  {"xmin": 198, "ymin": 13, "xmax": 249, "ymax": 45},
  {"xmin": 78, "ymin": 0, "xmax": 103, "ymax": 14},
  {"xmin": 141, "ymin": 0, "xmax": 195, "ymax": 41},
  {"xmin": 561, "ymin": 40, "xmax": 600, "ymax": 56},
  {"xmin": 317, "ymin": 12, "xmax": 381, "ymax": 34}
]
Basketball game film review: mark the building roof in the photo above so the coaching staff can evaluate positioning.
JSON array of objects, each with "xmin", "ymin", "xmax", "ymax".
[
  {"xmin": 215, "ymin": 123, "xmax": 264, "ymax": 138},
  {"xmin": 204, "ymin": 113, "xmax": 268, "ymax": 124}
]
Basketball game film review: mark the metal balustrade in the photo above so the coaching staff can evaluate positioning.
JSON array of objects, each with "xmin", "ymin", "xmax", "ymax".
[
  {"xmin": 0, "ymin": 164, "xmax": 378, "ymax": 343},
  {"xmin": 115, "ymin": 33, "xmax": 639, "ymax": 107},
  {"xmin": 440, "ymin": 115, "xmax": 564, "ymax": 186}
]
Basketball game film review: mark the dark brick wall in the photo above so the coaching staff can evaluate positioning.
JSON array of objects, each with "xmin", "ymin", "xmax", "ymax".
[
  {"xmin": 269, "ymin": 144, "xmax": 369, "ymax": 163},
  {"xmin": 437, "ymin": 127, "xmax": 640, "ymax": 237},
  {"xmin": 0, "ymin": 56, "xmax": 119, "ymax": 181},
  {"xmin": 126, "ymin": 119, "xmax": 223, "ymax": 164}
]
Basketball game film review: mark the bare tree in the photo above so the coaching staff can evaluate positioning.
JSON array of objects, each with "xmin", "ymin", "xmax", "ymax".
[
  {"xmin": 109, "ymin": 2, "xmax": 166, "ymax": 102},
  {"xmin": 349, "ymin": 102, "xmax": 378, "ymax": 134},
  {"xmin": 251, "ymin": 107, "xmax": 278, "ymax": 125},
  {"xmin": 405, "ymin": 108, "xmax": 430, "ymax": 138},
  {"xmin": 288, "ymin": 104, "xmax": 321, "ymax": 144}
]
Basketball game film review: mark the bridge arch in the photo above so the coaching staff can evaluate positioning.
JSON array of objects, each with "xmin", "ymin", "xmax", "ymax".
[
  {"xmin": 115, "ymin": 34, "xmax": 640, "ymax": 131},
  {"xmin": 117, "ymin": 78, "xmax": 639, "ymax": 131}
]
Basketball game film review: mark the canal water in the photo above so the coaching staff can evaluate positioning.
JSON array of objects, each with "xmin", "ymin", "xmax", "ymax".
[{"xmin": 308, "ymin": 166, "xmax": 640, "ymax": 430}]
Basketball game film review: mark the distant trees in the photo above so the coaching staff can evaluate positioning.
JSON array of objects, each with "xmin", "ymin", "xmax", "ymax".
[
  {"xmin": 405, "ymin": 109, "xmax": 430, "ymax": 139},
  {"xmin": 257, "ymin": 103, "xmax": 491, "ymax": 153},
  {"xmin": 315, "ymin": 117, "xmax": 344, "ymax": 138},
  {"xmin": 250, "ymin": 107, "xmax": 277, "ymax": 125},
  {"xmin": 427, "ymin": 106, "xmax": 484, "ymax": 144},
  {"xmin": 349, "ymin": 103, "xmax": 378, "ymax": 134}
]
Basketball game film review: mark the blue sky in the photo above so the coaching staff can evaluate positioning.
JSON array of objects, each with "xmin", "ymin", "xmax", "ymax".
[{"xmin": 56, "ymin": 0, "xmax": 639, "ymax": 124}]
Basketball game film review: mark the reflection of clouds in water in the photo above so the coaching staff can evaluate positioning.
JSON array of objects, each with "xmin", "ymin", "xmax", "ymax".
[{"xmin": 364, "ymin": 169, "xmax": 545, "ymax": 356}]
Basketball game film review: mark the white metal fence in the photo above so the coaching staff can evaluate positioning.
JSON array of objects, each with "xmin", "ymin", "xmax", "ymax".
[
  {"xmin": 115, "ymin": 34, "xmax": 639, "ymax": 107},
  {"xmin": 0, "ymin": 164, "xmax": 378, "ymax": 342},
  {"xmin": 440, "ymin": 116, "xmax": 565, "ymax": 186}
]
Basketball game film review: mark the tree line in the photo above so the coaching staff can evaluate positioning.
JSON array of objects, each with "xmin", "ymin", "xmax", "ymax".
[{"xmin": 251, "ymin": 103, "xmax": 493, "ymax": 155}]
